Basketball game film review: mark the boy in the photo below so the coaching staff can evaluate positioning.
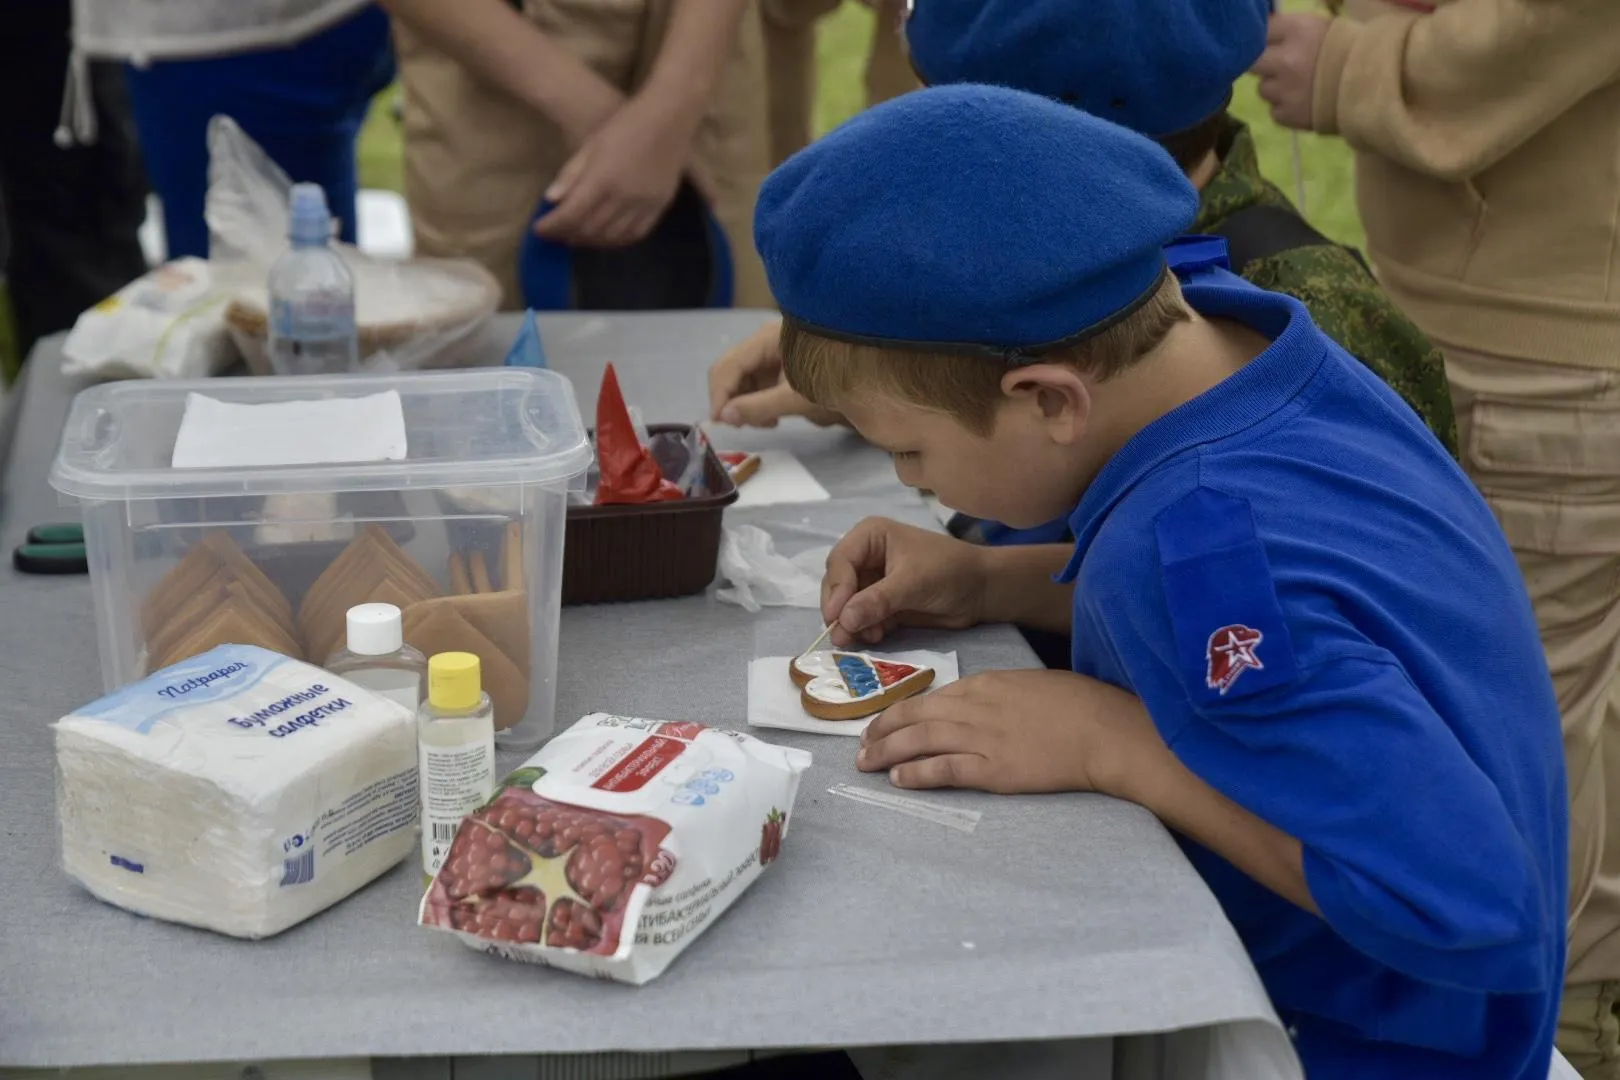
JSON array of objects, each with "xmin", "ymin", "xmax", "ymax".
[
  {"xmin": 381, "ymin": 0, "xmax": 772, "ymax": 309},
  {"xmin": 1254, "ymin": 5, "xmax": 1620, "ymax": 1073},
  {"xmin": 711, "ymin": 0, "xmax": 1456, "ymax": 461},
  {"xmin": 756, "ymin": 83, "xmax": 1568, "ymax": 1078}
]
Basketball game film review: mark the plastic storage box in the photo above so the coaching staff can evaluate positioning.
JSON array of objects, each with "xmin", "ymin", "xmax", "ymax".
[
  {"xmin": 563, "ymin": 424, "xmax": 738, "ymax": 605},
  {"xmin": 49, "ymin": 369, "xmax": 591, "ymax": 750}
]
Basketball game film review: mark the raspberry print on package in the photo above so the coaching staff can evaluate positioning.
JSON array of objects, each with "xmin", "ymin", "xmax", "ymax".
[
  {"xmin": 426, "ymin": 789, "xmax": 673, "ymax": 953},
  {"xmin": 420, "ymin": 713, "xmax": 811, "ymax": 985}
]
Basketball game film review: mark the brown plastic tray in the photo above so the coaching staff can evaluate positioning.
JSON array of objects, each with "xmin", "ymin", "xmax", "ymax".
[{"xmin": 563, "ymin": 424, "xmax": 738, "ymax": 605}]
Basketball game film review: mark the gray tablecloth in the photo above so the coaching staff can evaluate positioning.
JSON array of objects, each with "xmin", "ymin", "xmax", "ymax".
[{"xmin": 0, "ymin": 314, "xmax": 1291, "ymax": 1074}]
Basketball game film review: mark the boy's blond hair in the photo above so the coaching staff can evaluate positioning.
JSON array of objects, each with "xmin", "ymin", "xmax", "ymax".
[{"xmin": 781, "ymin": 274, "xmax": 1191, "ymax": 435}]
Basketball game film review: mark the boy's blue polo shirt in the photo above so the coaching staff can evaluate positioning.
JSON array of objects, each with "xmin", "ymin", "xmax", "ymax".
[{"xmin": 1061, "ymin": 268, "xmax": 1568, "ymax": 1078}]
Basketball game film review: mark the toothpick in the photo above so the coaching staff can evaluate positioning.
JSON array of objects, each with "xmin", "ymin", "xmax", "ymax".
[{"xmin": 800, "ymin": 621, "xmax": 835, "ymax": 657}]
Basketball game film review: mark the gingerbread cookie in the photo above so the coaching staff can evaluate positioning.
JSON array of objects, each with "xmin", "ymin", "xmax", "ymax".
[{"xmin": 789, "ymin": 651, "xmax": 935, "ymax": 721}]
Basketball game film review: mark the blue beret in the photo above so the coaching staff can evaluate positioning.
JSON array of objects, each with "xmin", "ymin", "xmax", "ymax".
[
  {"xmin": 754, "ymin": 84, "xmax": 1199, "ymax": 358},
  {"xmin": 904, "ymin": 0, "xmax": 1271, "ymax": 139}
]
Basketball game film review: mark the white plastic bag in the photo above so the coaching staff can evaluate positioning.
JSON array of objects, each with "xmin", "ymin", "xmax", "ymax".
[
  {"xmin": 205, "ymin": 117, "xmax": 500, "ymax": 375},
  {"xmin": 419, "ymin": 713, "xmax": 811, "ymax": 985},
  {"xmin": 715, "ymin": 525, "xmax": 829, "ymax": 612},
  {"xmin": 61, "ymin": 257, "xmax": 236, "ymax": 380}
]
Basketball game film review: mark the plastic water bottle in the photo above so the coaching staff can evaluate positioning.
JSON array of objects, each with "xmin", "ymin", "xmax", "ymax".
[{"xmin": 267, "ymin": 183, "xmax": 359, "ymax": 376}]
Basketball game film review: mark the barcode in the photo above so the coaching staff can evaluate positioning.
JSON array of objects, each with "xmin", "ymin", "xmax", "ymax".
[
  {"xmin": 279, "ymin": 849, "xmax": 315, "ymax": 887},
  {"xmin": 433, "ymin": 822, "xmax": 459, "ymax": 842}
]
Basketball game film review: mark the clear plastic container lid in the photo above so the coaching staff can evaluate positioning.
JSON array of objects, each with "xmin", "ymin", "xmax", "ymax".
[{"xmin": 49, "ymin": 368, "xmax": 592, "ymax": 500}]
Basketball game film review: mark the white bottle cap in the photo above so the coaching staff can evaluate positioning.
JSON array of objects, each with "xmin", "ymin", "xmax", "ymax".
[{"xmin": 346, "ymin": 603, "xmax": 403, "ymax": 655}]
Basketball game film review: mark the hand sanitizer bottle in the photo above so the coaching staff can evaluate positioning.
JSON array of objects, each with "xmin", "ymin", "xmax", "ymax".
[
  {"xmin": 418, "ymin": 651, "xmax": 497, "ymax": 879},
  {"xmin": 326, "ymin": 603, "xmax": 427, "ymax": 714}
]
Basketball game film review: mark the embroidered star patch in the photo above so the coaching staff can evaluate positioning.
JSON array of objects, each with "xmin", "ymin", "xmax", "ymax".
[{"xmin": 1206, "ymin": 625, "xmax": 1264, "ymax": 696}]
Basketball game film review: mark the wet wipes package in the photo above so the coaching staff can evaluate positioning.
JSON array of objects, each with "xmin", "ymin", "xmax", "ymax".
[
  {"xmin": 54, "ymin": 645, "xmax": 418, "ymax": 939},
  {"xmin": 420, "ymin": 713, "xmax": 811, "ymax": 984}
]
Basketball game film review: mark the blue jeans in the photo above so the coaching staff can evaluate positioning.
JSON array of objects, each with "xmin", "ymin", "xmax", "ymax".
[{"xmin": 124, "ymin": 5, "xmax": 395, "ymax": 259}]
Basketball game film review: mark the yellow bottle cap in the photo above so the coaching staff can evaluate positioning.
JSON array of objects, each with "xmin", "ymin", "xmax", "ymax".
[{"xmin": 427, "ymin": 652, "xmax": 482, "ymax": 712}]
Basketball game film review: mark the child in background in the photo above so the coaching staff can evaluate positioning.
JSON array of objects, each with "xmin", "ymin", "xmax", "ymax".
[
  {"xmin": 73, "ymin": 0, "xmax": 396, "ymax": 259},
  {"xmin": 761, "ymin": 0, "xmax": 918, "ymax": 167},
  {"xmin": 382, "ymin": 0, "xmax": 771, "ymax": 310},
  {"xmin": 757, "ymin": 82, "xmax": 1567, "ymax": 1079},
  {"xmin": 0, "ymin": 0, "xmax": 146, "ymax": 370},
  {"xmin": 1255, "ymin": 5, "xmax": 1620, "ymax": 1074},
  {"xmin": 712, "ymin": 0, "xmax": 1456, "ymax": 463}
]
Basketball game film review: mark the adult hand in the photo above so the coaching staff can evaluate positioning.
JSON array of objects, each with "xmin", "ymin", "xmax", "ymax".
[
  {"xmin": 708, "ymin": 320, "xmax": 845, "ymax": 428},
  {"xmin": 534, "ymin": 95, "xmax": 696, "ymax": 248},
  {"xmin": 1252, "ymin": 13, "xmax": 1333, "ymax": 131},
  {"xmin": 857, "ymin": 669, "xmax": 1169, "ymax": 797},
  {"xmin": 822, "ymin": 518, "xmax": 990, "ymax": 647}
]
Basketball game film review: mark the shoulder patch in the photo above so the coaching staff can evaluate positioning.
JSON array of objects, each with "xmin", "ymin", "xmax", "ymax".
[{"xmin": 1155, "ymin": 488, "xmax": 1298, "ymax": 706}]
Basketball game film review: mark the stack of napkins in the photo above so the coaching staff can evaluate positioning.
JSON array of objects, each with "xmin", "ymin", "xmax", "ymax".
[{"xmin": 55, "ymin": 645, "xmax": 418, "ymax": 939}]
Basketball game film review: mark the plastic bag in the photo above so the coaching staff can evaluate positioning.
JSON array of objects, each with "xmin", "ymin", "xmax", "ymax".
[
  {"xmin": 647, "ymin": 422, "xmax": 713, "ymax": 498},
  {"xmin": 715, "ymin": 526, "xmax": 829, "ymax": 612},
  {"xmin": 502, "ymin": 310, "xmax": 549, "ymax": 369},
  {"xmin": 419, "ymin": 713, "xmax": 811, "ymax": 985},
  {"xmin": 61, "ymin": 257, "xmax": 237, "ymax": 380},
  {"xmin": 205, "ymin": 116, "xmax": 500, "ymax": 375}
]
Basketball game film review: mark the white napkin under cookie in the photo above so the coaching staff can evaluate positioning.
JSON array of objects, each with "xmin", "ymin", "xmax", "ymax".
[{"xmin": 746, "ymin": 651, "xmax": 960, "ymax": 738}]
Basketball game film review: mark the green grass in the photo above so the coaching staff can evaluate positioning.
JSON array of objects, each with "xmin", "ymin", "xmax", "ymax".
[{"xmin": 1, "ymin": 3, "xmax": 1358, "ymax": 384}]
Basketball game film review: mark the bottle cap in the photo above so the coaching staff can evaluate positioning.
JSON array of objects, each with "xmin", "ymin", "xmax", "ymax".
[
  {"xmin": 428, "ymin": 652, "xmax": 482, "ymax": 712},
  {"xmin": 345, "ymin": 603, "xmax": 402, "ymax": 655},
  {"xmin": 288, "ymin": 182, "xmax": 333, "ymax": 246}
]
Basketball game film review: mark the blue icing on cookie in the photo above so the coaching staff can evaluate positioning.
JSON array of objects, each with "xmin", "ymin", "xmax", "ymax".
[{"xmin": 835, "ymin": 654, "xmax": 882, "ymax": 697}]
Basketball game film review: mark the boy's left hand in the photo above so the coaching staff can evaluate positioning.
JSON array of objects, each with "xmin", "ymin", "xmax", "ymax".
[
  {"xmin": 857, "ymin": 669, "xmax": 1172, "ymax": 798},
  {"xmin": 1252, "ymin": 13, "xmax": 1333, "ymax": 131}
]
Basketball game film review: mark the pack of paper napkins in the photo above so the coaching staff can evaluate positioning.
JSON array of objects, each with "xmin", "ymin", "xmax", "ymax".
[{"xmin": 55, "ymin": 644, "xmax": 418, "ymax": 938}]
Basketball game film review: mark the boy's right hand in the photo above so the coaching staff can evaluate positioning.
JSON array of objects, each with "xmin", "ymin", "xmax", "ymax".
[
  {"xmin": 822, "ymin": 518, "xmax": 990, "ymax": 647},
  {"xmin": 708, "ymin": 320, "xmax": 845, "ymax": 428}
]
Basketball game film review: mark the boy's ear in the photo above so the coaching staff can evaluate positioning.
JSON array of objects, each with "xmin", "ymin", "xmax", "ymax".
[{"xmin": 1001, "ymin": 364, "xmax": 1092, "ymax": 445}]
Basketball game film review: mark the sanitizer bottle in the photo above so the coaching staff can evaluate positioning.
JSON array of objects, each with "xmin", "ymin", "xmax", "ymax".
[
  {"xmin": 326, "ymin": 603, "xmax": 426, "ymax": 714},
  {"xmin": 418, "ymin": 651, "xmax": 497, "ymax": 879}
]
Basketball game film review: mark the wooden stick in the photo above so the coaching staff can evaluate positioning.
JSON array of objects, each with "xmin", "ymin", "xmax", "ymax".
[
  {"xmin": 502, "ymin": 521, "xmax": 523, "ymax": 592},
  {"xmin": 800, "ymin": 621, "xmax": 835, "ymax": 657},
  {"xmin": 469, "ymin": 550, "xmax": 493, "ymax": 594}
]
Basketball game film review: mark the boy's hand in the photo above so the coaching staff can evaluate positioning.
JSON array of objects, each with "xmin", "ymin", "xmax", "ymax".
[
  {"xmin": 857, "ymin": 670, "xmax": 1170, "ymax": 796},
  {"xmin": 708, "ymin": 320, "xmax": 845, "ymax": 428},
  {"xmin": 1252, "ymin": 13, "xmax": 1333, "ymax": 131},
  {"xmin": 822, "ymin": 518, "xmax": 989, "ymax": 647},
  {"xmin": 535, "ymin": 95, "xmax": 695, "ymax": 248}
]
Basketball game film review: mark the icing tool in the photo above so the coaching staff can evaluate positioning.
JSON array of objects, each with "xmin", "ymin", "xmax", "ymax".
[{"xmin": 800, "ymin": 621, "xmax": 835, "ymax": 657}]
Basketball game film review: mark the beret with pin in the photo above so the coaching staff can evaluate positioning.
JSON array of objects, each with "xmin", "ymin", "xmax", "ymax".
[{"xmin": 904, "ymin": 0, "xmax": 1272, "ymax": 140}]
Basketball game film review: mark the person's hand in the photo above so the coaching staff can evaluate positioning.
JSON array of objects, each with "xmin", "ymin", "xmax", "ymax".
[
  {"xmin": 534, "ymin": 95, "xmax": 697, "ymax": 248},
  {"xmin": 708, "ymin": 320, "xmax": 845, "ymax": 428},
  {"xmin": 857, "ymin": 669, "xmax": 1171, "ymax": 796},
  {"xmin": 822, "ymin": 518, "xmax": 990, "ymax": 647},
  {"xmin": 1252, "ymin": 13, "xmax": 1333, "ymax": 131}
]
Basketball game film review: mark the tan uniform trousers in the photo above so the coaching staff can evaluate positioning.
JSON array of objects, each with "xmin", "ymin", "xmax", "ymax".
[
  {"xmin": 394, "ymin": 0, "xmax": 772, "ymax": 310},
  {"xmin": 1446, "ymin": 344, "xmax": 1620, "ymax": 1080},
  {"xmin": 760, "ymin": 0, "xmax": 919, "ymax": 166}
]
